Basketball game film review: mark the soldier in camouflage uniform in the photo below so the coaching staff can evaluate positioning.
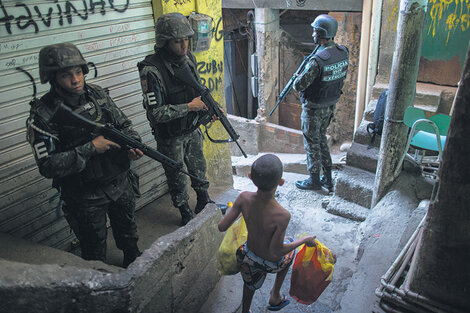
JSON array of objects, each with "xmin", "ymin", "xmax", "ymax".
[
  {"xmin": 293, "ymin": 14, "xmax": 349, "ymax": 192},
  {"xmin": 27, "ymin": 43, "xmax": 143, "ymax": 267},
  {"xmin": 137, "ymin": 12, "xmax": 213, "ymax": 226}
]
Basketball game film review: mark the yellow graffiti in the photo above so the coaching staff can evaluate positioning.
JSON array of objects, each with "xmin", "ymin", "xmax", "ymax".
[
  {"xmin": 461, "ymin": 13, "xmax": 470, "ymax": 30},
  {"xmin": 387, "ymin": 0, "xmax": 400, "ymax": 32},
  {"xmin": 428, "ymin": 0, "xmax": 470, "ymax": 44}
]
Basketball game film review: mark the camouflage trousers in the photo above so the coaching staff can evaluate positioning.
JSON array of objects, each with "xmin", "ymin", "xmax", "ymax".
[
  {"xmin": 157, "ymin": 128, "xmax": 209, "ymax": 208},
  {"xmin": 62, "ymin": 181, "xmax": 139, "ymax": 262},
  {"xmin": 301, "ymin": 105, "xmax": 335, "ymax": 174}
]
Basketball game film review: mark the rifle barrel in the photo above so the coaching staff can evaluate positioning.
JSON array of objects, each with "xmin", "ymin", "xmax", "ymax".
[
  {"xmin": 55, "ymin": 103, "xmax": 206, "ymax": 183},
  {"xmin": 174, "ymin": 63, "xmax": 248, "ymax": 158}
]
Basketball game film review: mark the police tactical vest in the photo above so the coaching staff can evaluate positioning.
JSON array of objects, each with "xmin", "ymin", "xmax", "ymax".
[
  {"xmin": 139, "ymin": 52, "xmax": 201, "ymax": 138},
  {"xmin": 38, "ymin": 85, "xmax": 130, "ymax": 189},
  {"xmin": 302, "ymin": 44, "xmax": 349, "ymax": 105}
]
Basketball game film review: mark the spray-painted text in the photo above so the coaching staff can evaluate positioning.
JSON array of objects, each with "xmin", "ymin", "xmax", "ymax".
[{"xmin": 0, "ymin": 0, "xmax": 129, "ymax": 35}]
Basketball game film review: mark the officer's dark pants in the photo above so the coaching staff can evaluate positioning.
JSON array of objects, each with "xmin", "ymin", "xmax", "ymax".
[
  {"xmin": 157, "ymin": 129, "xmax": 210, "ymax": 208},
  {"xmin": 301, "ymin": 105, "xmax": 335, "ymax": 175},
  {"xmin": 63, "ymin": 186, "xmax": 138, "ymax": 262}
]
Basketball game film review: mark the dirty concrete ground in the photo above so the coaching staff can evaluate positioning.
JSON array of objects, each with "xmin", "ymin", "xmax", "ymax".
[{"xmin": 200, "ymin": 171, "xmax": 362, "ymax": 313}]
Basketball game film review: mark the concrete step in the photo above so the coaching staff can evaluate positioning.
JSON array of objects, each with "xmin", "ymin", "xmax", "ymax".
[
  {"xmin": 335, "ymin": 165, "xmax": 375, "ymax": 209},
  {"xmin": 363, "ymin": 99, "xmax": 377, "ymax": 122},
  {"xmin": 322, "ymin": 196, "xmax": 370, "ymax": 222},
  {"xmin": 232, "ymin": 153, "xmax": 308, "ymax": 177},
  {"xmin": 232, "ymin": 150, "xmax": 348, "ymax": 177},
  {"xmin": 372, "ymin": 82, "xmax": 441, "ymax": 114},
  {"xmin": 352, "ymin": 119, "xmax": 382, "ymax": 149},
  {"xmin": 346, "ymin": 142, "xmax": 379, "ymax": 173}
]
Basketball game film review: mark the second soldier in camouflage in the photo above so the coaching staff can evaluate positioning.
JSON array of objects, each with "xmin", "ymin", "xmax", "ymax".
[
  {"xmin": 137, "ymin": 12, "xmax": 213, "ymax": 226},
  {"xmin": 293, "ymin": 14, "xmax": 349, "ymax": 192}
]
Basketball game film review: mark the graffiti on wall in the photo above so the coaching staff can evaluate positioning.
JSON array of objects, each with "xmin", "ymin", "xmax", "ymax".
[
  {"xmin": 197, "ymin": 59, "xmax": 223, "ymax": 92},
  {"xmin": 0, "ymin": 0, "xmax": 129, "ymax": 35},
  {"xmin": 428, "ymin": 0, "xmax": 470, "ymax": 44},
  {"xmin": 212, "ymin": 16, "xmax": 223, "ymax": 41},
  {"xmin": 387, "ymin": 0, "xmax": 399, "ymax": 32},
  {"xmin": 387, "ymin": 0, "xmax": 470, "ymax": 44},
  {"xmin": 163, "ymin": 0, "xmax": 191, "ymax": 8}
]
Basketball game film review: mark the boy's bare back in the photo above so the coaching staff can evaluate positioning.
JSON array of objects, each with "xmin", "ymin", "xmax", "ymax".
[
  {"xmin": 236, "ymin": 190, "xmax": 290, "ymax": 262},
  {"xmin": 218, "ymin": 154, "xmax": 316, "ymax": 263}
]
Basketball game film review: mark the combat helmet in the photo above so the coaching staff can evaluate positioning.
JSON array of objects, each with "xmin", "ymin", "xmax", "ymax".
[
  {"xmin": 311, "ymin": 14, "xmax": 338, "ymax": 39},
  {"xmin": 155, "ymin": 12, "xmax": 194, "ymax": 48},
  {"xmin": 39, "ymin": 43, "xmax": 89, "ymax": 84}
]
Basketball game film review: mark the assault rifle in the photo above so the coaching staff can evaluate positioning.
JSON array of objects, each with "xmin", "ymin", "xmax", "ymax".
[
  {"xmin": 53, "ymin": 103, "xmax": 204, "ymax": 183},
  {"xmin": 269, "ymin": 45, "xmax": 320, "ymax": 116},
  {"xmin": 173, "ymin": 63, "xmax": 247, "ymax": 158}
]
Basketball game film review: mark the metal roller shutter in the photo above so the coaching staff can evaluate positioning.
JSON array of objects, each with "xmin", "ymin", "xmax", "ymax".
[{"xmin": 0, "ymin": 0, "xmax": 166, "ymax": 250}]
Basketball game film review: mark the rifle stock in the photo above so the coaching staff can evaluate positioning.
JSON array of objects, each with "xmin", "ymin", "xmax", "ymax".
[
  {"xmin": 174, "ymin": 63, "xmax": 247, "ymax": 158},
  {"xmin": 53, "ymin": 103, "xmax": 205, "ymax": 183}
]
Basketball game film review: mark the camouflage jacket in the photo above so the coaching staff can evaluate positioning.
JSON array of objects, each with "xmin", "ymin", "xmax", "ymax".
[
  {"xmin": 137, "ymin": 50, "xmax": 203, "ymax": 138},
  {"xmin": 27, "ymin": 84, "xmax": 140, "ymax": 202}
]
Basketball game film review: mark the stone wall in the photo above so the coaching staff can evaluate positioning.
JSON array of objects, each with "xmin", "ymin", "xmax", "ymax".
[
  {"xmin": 229, "ymin": 115, "xmax": 306, "ymax": 156},
  {"xmin": 329, "ymin": 12, "xmax": 363, "ymax": 145},
  {"xmin": 0, "ymin": 205, "xmax": 223, "ymax": 313}
]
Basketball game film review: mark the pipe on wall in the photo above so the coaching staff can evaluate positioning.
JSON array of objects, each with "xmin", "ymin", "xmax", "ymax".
[
  {"xmin": 365, "ymin": 0, "xmax": 384, "ymax": 109},
  {"xmin": 354, "ymin": 0, "xmax": 373, "ymax": 132}
]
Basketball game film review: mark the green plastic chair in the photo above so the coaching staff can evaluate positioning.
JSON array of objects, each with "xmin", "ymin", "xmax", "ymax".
[{"xmin": 395, "ymin": 106, "xmax": 451, "ymax": 176}]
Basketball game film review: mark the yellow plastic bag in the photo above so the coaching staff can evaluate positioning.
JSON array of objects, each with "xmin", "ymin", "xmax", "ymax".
[
  {"xmin": 216, "ymin": 216, "xmax": 248, "ymax": 275},
  {"xmin": 289, "ymin": 239, "xmax": 335, "ymax": 304}
]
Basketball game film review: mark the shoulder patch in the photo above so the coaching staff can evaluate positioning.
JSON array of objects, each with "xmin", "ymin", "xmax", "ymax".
[{"xmin": 33, "ymin": 141, "xmax": 49, "ymax": 159}]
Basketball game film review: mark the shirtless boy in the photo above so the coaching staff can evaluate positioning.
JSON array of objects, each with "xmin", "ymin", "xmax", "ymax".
[{"xmin": 218, "ymin": 154, "xmax": 317, "ymax": 312}]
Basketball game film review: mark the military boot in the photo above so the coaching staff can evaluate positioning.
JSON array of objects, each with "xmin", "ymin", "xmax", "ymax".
[
  {"xmin": 122, "ymin": 245, "xmax": 142, "ymax": 268},
  {"xmin": 295, "ymin": 173, "xmax": 322, "ymax": 190},
  {"xmin": 178, "ymin": 202, "xmax": 194, "ymax": 226},
  {"xmin": 320, "ymin": 167, "xmax": 334, "ymax": 192},
  {"xmin": 194, "ymin": 191, "xmax": 214, "ymax": 214}
]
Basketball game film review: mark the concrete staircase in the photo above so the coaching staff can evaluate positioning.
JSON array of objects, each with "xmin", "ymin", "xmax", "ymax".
[{"xmin": 336, "ymin": 82, "xmax": 450, "ymax": 212}]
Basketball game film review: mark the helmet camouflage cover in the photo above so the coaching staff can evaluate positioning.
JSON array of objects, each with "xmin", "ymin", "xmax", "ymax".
[
  {"xmin": 39, "ymin": 42, "xmax": 89, "ymax": 84},
  {"xmin": 311, "ymin": 14, "xmax": 338, "ymax": 39},
  {"xmin": 155, "ymin": 12, "xmax": 195, "ymax": 48}
]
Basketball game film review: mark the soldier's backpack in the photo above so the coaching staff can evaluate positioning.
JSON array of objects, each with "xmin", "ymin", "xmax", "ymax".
[{"xmin": 366, "ymin": 89, "xmax": 388, "ymax": 148}]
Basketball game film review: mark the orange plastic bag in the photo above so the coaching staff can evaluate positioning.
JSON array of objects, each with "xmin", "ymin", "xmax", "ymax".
[
  {"xmin": 289, "ymin": 239, "xmax": 335, "ymax": 304},
  {"xmin": 216, "ymin": 216, "xmax": 248, "ymax": 275}
]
